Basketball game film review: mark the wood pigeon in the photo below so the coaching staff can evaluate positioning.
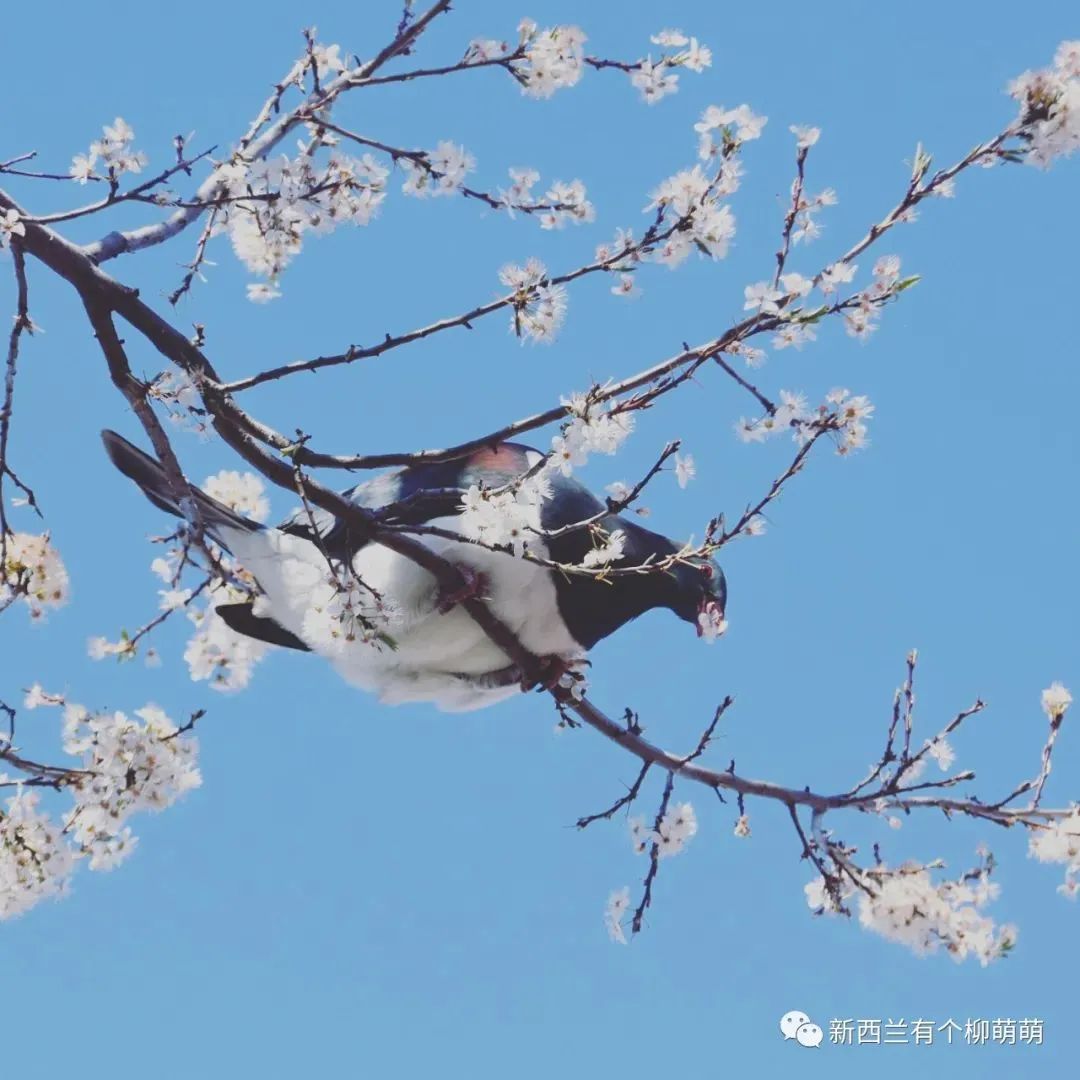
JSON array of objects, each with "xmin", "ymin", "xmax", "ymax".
[{"xmin": 102, "ymin": 432, "xmax": 727, "ymax": 711}]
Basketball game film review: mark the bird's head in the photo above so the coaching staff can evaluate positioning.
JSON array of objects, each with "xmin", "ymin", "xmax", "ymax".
[{"xmin": 669, "ymin": 556, "xmax": 728, "ymax": 641}]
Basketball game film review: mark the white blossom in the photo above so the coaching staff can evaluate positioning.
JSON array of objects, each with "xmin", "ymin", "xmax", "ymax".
[
  {"xmin": 926, "ymin": 738, "xmax": 956, "ymax": 772},
  {"xmin": 650, "ymin": 30, "xmax": 688, "ymax": 47},
  {"xmin": 0, "ymin": 792, "xmax": 75, "ymax": 919},
  {"xmin": 2, "ymin": 532, "xmax": 70, "ymax": 621},
  {"xmin": 779, "ymin": 272, "xmax": 814, "ymax": 297},
  {"xmin": 0, "ymin": 209, "xmax": 26, "ymax": 248},
  {"xmin": 697, "ymin": 604, "xmax": 728, "ymax": 641},
  {"xmin": 72, "ymin": 116, "xmax": 148, "ymax": 183},
  {"xmin": 642, "ymin": 159, "xmax": 739, "ymax": 266},
  {"xmin": 465, "ymin": 38, "xmax": 510, "ymax": 63},
  {"xmin": 828, "ymin": 388, "xmax": 876, "ymax": 455},
  {"xmin": 1041, "ymin": 681, "xmax": 1072, "ymax": 720},
  {"xmin": 677, "ymin": 39, "xmax": 712, "ymax": 74},
  {"xmin": 514, "ymin": 24, "xmax": 586, "ymax": 99},
  {"xmin": 68, "ymin": 153, "xmax": 95, "ymax": 184},
  {"xmin": 582, "ymin": 528, "xmax": 627, "ymax": 568},
  {"xmin": 1009, "ymin": 43, "xmax": 1080, "ymax": 166},
  {"xmin": 656, "ymin": 802, "xmax": 698, "ymax": 857},
  {"xmin": 743, "ymin": 281, "xmax": 783, "ymax": 313},
  {"xmin": 202, "ymin": 469, "xmax": 270, "ymax": 523},
  {"xmin": 219, "ymin": 151, "xmax": 388, "ymax": 286},
  {"xmin": 774, "ymin": 390, "xmax": 809, "ymax": 428},
  {"xmin": 631, "ymin": 59, "xmax": 679, "ymax": 105},
  {"xmin": 63, "ymin": 703, "xmax": 201, "ymax": 870},
  {"xmin": 808, "ymin": 856, "xmax": 1017, "ymax": 965},
  {"xmin": 790, "ymin": 124, "xmax": 821, "ymax": 149},
  {"xmin": 694, "ymin": 104, "xmax": 767, "ymax": 159},
  {"xmin": 872, "ymin": 254, "xmax": 902, "ymax": 289},
  {"xmin": 499, "ymin": 258, "xmax": 568, "ymax": 343},
  {"xmin": 87, "ymin": 635, "xmax": 131, "ymax": 661},
  {"xmin": 772, "ymin": 323, "xmax": 817, "ymax": 351},
  {"xmin": 728, "ymin": 341, "xmax": 767, "ymax": 368},
  {"xmin": 1029, "ymin": 808, "xmax": 1080, "ymax": 898},
  {"xmin": 844, "ymin": 305, "xmax": 879, "ymax": 341},
  {"xmin": 538, "ymin": 179, "xmax": 595, "ymax": 229},
  {"xmin": 184, "ymin": 599, "xmax": 268, "ymax": 691},
  {"xmin": 246, "ymin": 282, "xmax": 282, "ymax": 304},
  {"xmin": 647, "ymin": 165, "xmax": 711, "ymax": 216},
  {"xmin": 459, "ymin": 485, "xmax": 537, "ymax": 557},
  {"xmin": 309, "ymin": 42, "xmax": 346, "ymax": 80},
  {"xmin": 819, "ymin": 261, "xmax": 857, "ymax": 294},
  {"xmin": 23, "ymin": 684, "xmax": 61, "ymax": 710},
  {"xmin": 402, "ymin": 141, "xmax": 475, "ymax": 197},
  {"xmin": 605, "ymin": 886, "xmax": 631, "ymax": 944},
  {"xmin": 674, "ymin": 453, "xmax": 696, "ymax": 489},
  {"xmin": 629, "ymin": 803, "xmax": 698, "ymax": 858}
]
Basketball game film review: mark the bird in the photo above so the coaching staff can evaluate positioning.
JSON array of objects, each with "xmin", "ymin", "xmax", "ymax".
[{"xmin": 102, "ymin": 431, "xmax": 727, "ymax": 711}]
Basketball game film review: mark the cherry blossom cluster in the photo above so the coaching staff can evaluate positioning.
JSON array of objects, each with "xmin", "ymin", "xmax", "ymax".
[
  {"xmin": 148, "ymin": 369, "xmax": 207, "ymax": 435},
  {"xmin": 87, "ymin": 468, "xmax": 274, "ymax": 688},
  {"xmin": 0, "ymin": 697, "xmax": 200, "ymax": 918},
  {"xmin": 500, "ymin": 100, "xmax": 754, "ymax": 323},
  {"xmin": 0, "ymin": 791, "xmax": 75, "ymax": 919},
  {"xmin": 806, "ymin": 853, "xmax": 1018, "ymax": 967},
  {"xmin": 581, "ymin": 526, "xmax": 626, "ymax": 568},
  {"xmin": 512, "ymin": 22, "xmax": 587, "ymax": 98},
  {"xmin": 202, "ymin": 469, "xmax": 271, "ymax": 522},
  {"xmin": 62, "ymin": 702, "xmax": 202, "ymax": 869},
  {"xmin": 1009, "ymin": 40, "xmax": 1080, "ymax": 167},
  {"xmin": 69, "ymin": 117, "xmax": 148, "ymax": 185},
  {"xmin": 1029, "ymin": 808, "xmax": 1080, "ymax": 899},
  {"xmin": 184, "ymin": 590, "xmax": 270, "ymax": 691},
  {"xmin": 213, "ymin": 150, "xmax": 389, "ymax": 297},
  {"xmin": 552, "ymin": 390, "xmax": 635, "ymax": 473},
  {"xmin": 842, "ymin": 255, "xmax": 911, "ymax": 340},
  {"xmin": 1, "ymin": 532, "xmax": 70, "ymax": 621},
  {"xmin": 604, "ymin": 797, "xmax": 700, "ymax": 943},
  {"xmin": 630, "ymin": 801, "xmax": 698, "ymax": 858},
  {"xmin": 400, "ymin": 141, "xmax": 475, "ymax": 197},
  {"xmin": 631, "ymin": 30, "xmax": 712, "ymax": 105},
  {"xmin": 499, "ymin": 169, "xmax": 595, "ymax": 229},
  {"xmin": 459, "ymin": 476, "xmax": 549, "ymax": 557},
  {"xmin": 300, "ymin": 569, "xmax": 401, "ymax": 656},
  {"xmin": 645, "ymin": 158, "xmax": 743, "ymax": 268},
  {"xmin": 788, "ymin": 184, "xmax": 836, "ymax": 247},
  {"xmin": 734, "ymin": 388, "xmax": 874, "ymax": 453},
  {"xmin": 499, "ymin": 258, "xmax": 568, "ymax": 343}
]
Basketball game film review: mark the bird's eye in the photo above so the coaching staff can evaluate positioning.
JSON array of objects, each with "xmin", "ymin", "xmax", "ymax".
[{"xmin": 701, "ymin": 564, "xmax": 713, "ymax": 580}]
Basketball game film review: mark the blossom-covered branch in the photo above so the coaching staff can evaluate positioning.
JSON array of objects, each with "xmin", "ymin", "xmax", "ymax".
[{"xmin": 1, "ymin": 13, "xmax": 1078, "ymax": 962}]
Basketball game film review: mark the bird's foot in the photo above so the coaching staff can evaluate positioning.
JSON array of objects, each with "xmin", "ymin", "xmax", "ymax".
[
  {"xmin": 436, "ymin": 565, "xmax": 489, "ymax": 614},
  {"xmin": 521, "ymin": 655, "xmax": 590, "ymax": 696}
]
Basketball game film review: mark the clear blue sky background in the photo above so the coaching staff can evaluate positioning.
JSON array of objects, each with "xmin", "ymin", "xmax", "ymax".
[{"xmin": 3, "ymin": 2, "xmax": 1078, "ymax": 1078}]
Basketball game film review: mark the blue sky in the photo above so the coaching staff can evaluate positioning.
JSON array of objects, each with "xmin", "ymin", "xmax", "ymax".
[{"xmin": 3, "ymin": 2, "xmax": 1079, "ymax": 1077}]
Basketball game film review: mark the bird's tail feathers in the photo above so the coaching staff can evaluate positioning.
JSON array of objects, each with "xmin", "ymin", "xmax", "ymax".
[{"xmin": 101, "ymin": 430, "xmax": 260, "ymax": 547}]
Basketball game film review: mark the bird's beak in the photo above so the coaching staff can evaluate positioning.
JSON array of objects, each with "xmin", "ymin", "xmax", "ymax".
[{"xmin": 697, "ymin": 598, "xmax": 728, "ymax": 641}]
